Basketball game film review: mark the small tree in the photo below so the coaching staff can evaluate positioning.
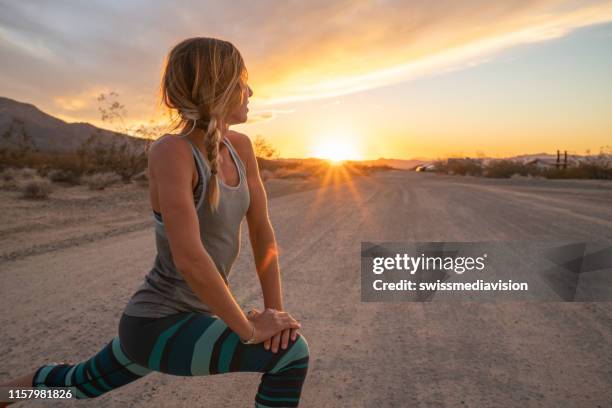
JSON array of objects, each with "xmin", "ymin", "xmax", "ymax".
[
  {"xmin": 253, "ymin": 135, "xmax": 279, "ymax": 159},
  {"xmin": 75, "ymin": 92, "xmax": 153, "ymax": 181}
]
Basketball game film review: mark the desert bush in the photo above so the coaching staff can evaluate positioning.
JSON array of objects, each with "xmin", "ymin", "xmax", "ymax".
[
  {"xmin": 0, "ymin": 178, "xmax": 19, "ymax": 191},
  {"xmin": 48, "ymin": 169, "xmax": 81, "ymax": 184},
  {"xmin": 82, "ymin": 172, "xmax": 122, "ymax": 190},
  {"xmin": 483, "ymin": 160, "xmax": 535, "ymax": 178},
  {"xmin": 253, "ymin": 135, "xmax": 280, "ymax": 159},
  {"xmin": 76, "ymin": 134, "xmax": 148, "ymax": 182},
  {"xmin": 510, "ymin": 173, "xmax": 530, "ymax": 179},
  {"xmin": 18, "ymin": 167, "xmax": 38, "ymax": 179},
  {"xmin": 447, "ymin": 159, "xmax": 483, "ymax": 176},
  {"xmin": 21, "ymin": 179, "xmax": 52, "ymax": 199},
  {"xmin": 0, "ymin": 168, "xmax": 18, "ymax": 182},
  {"xmin": 273, "ymin": 168, "xmax": 311, "ymax": 179},
  {"xmin": 256, "ymin": 157, "xmax": 301, "ymax": 172},
  {"xmin": 347, "ymin": 163, "xmax": 395, "ymax": 175},
  {"xmin": 432, "ymin": 160, "xmax": 448, "ymax": 174}
]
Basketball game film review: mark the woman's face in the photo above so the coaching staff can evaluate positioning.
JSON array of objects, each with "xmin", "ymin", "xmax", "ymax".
[{"xmin": 226, "ymin": 78, "xmax": 253, "ymax": 125}]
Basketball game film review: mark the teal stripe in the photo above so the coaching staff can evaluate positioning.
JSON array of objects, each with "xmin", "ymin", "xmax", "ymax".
[
  {"xmin": 75, "ymin": 363, "xmax": 85, "ymax": 384},
  {"xmin": 218, "ymin": 332, "xmax": 240, "ymax": 373},
  {"xmin": 269, "ymin": 338, "xmax": 310, "ymax": 374},
  {"xmin": 89, "ymin": 359, "xmax": 111, "ymax": 391},
  {"xmin": 73, "ymin": 387, "xmax": 88, "ymax": 399},
  {"xmin": 65, "ymin": 366, "xmax": 77, "ymax": 386},
  {"xmin": 111, "ymin": 337, "xmax": 153, "ymax": 376},
  {"xmin": 261, "ymin": 383, "xmax": 301, "ymax": 393},
  {"xmin": 75, "ymin": 364, "xmax": 101, "ymax": 397},
  {"xmin": 147, "ymin": 314, "xmax": 192, "ymax": 370},
  {"xmin": 256, "ymin": 393, "xmax": 299, "ymax": 402},
  {"xmin": 277, "ymin": 362, "xmax": 309, "ymax": 372},
  {"xmin": 191, "ymin": 319, "xmax": 228, "ymax": 375},
  {"xmin": 34, "ymin": 366, "xmax": 54, "ymax": 384}
]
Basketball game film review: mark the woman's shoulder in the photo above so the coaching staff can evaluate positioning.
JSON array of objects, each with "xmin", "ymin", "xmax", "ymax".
[
  {"xmin": 149, "ymin": 133, "xmax": 193, "ymax": 163},
  {"xmin": 226, "ymin": 131, "xmax": 254, "ymax": 162}
]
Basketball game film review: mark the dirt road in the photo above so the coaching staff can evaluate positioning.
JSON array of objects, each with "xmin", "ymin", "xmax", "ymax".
[{"xmin": 1, "ymin": 171, "xmax": 611, "ymax": 407}]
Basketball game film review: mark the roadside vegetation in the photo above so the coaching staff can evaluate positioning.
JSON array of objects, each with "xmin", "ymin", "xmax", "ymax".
[{"xmin": 429, "ymin": 148, "xmax": 612, "ymax": 180}]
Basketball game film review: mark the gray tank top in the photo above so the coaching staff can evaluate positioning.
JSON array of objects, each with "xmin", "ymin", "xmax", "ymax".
[{"xmin": 122, "ymin": 135, "xmax": 250, "ymax": 318}]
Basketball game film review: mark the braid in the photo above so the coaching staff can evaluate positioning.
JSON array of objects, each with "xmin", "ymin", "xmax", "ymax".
[{"xmin": 203, "ymin": 116, "xmax": 221, "ymax": 212}]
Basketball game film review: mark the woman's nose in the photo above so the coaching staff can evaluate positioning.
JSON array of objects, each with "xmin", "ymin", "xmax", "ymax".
[{"xmin": 247, "ymin": 85, "xmax": 253, "ymax": 97}]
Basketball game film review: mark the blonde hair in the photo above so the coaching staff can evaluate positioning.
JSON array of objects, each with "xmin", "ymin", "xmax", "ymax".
[{"xmin": 159, "ymin": 37, "xmax": 248, "ymax": 212}]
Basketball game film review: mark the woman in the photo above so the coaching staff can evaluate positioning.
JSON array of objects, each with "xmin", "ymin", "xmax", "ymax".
[{"xmin": 1, "ymin": 37, "xmax": 309, "ymax": 408}]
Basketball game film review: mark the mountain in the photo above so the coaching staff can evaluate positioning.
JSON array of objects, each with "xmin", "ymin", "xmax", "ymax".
[{"xmin": 0, "ymin": 96, "xmax": 146, "ymax": 153}]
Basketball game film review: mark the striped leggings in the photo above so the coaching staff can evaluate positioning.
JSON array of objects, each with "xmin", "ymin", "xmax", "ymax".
[{"xmin": 31, "ymin": 312, "xmax": 310, "ymax": 407}]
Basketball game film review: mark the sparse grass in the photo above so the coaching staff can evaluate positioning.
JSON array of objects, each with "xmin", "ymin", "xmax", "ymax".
[
  {"xmin": 483, "ymin": 160, "xmax": 533, "ymax": 178},
  {"xmin": 273, "ymin": 168, "xmax": 311, "ymax": 179},
  {"xmin": 0, "ymin": 168, "xmax": 17, "ymax": 182},
  {"xmin": 82, "ymin": 172, "xmax": 122, "ymax": 190},
  {"xmin": 0, "ymin": 138, "xmax": 149, "ymax": 183},
  {"xmin": 18, "ymin": 167, "xmax": 38, "ymax": 179},
  {"xmin": 433, "ymin": 154, "xmax": 612, "ymax": 180},
  {"xmin": 256, "ymin": 157, "xmax": 394, "ymax": 182},
  {"xmin": 0, "ymin": 178, "xmax": 19, "ymax": 191},
  {"xmin": 21, "ymin": 178, "xmax": 52, "ymax": 200},
  {"xmin": 47, "ymin": 169, "xmax": 81, "ymax": 185}
]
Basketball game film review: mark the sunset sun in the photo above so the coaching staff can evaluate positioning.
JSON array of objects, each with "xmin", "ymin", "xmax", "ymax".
[{"xmin": 311, "ymin": 137, "xmax": 362, "ymax": 164}]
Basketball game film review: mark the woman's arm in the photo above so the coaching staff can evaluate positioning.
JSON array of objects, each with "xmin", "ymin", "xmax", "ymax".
[
  {"xmin": 149, "ymin": 136, "xmax": 254, "ymax": 341},
  {"xmin": 237, "ymin": 133, "xmax": 284, "ymax": 311}
]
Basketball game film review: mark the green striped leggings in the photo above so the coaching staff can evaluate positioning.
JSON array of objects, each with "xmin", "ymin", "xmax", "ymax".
[{"xmin": 32, "ymin": 312, "xmax": 310, "ymax": 407}]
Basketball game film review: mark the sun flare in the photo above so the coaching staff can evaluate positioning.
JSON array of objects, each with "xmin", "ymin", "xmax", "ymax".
[{"xmin": 311, "ymin": 138, "xmax": 362, "ymax": 164}]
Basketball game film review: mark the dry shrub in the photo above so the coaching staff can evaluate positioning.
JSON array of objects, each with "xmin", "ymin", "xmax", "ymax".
[
  {"xmin": 1, "ymin": 168, "xmax": 18, "ymax": 181},
  {"xmin": 48, "ymin": 169, "xmax": 81, "ymax": 185},
  {"xmin": 82, "ymin": 172, "xmax": 122, "ymax": 190},
  {"xmin": 0, "ymin": 169, "xmax": 19, "ymax": 190},
  {"xmin": 1, "ymin": 168, "xmax": 41, "ymax": 191},
  {"xmin": 0, "ymin": 178, "xmax": 19, "ymax": 191},
  {"xmin": 273, "ymin": 168, "xmax": 311, "ymax": 179},
  {"xmin": 510, "ymin": 173, "xmax": 530, "ymax": 179},
  {"xmin": 21, "ymin": 178, "xmax": 52, "ymax": 199},
  {"xmin": 18, "ymin": 167, "xmax": 38, "ymax": 179}
]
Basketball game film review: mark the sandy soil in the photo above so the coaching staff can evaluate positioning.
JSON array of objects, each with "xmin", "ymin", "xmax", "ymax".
[{"xmin": 1, "ymin": 171, "xmax": 611, "ymax": 407}]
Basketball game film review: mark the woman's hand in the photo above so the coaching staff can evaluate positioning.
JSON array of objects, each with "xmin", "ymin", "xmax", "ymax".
[{"xmin": 247, "ymin": 308, "xmax": 301, "ymax": 353}]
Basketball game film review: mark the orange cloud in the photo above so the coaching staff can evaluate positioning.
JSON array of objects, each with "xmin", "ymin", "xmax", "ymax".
[{"xmin": 246, "ymin": 0, "xmax": 612, "ymax": 105}]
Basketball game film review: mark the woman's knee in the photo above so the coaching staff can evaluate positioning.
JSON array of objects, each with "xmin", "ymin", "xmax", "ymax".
[
  {"xmin": 268, "ymin": 333, "xmax": 310, "ymax": 375},
  {"xmin": 292, "ymin": 333, "xmax": 310, "ymax": 360}
]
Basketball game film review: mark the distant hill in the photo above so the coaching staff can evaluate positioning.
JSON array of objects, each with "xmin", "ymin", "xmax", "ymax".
[
  {"xmin": 0, "ymin": 96, "xmax": 147, "ymax": 153},
  {"xmin": 2, "ymin": 97, "xmax": 591, "ymax": 168}
]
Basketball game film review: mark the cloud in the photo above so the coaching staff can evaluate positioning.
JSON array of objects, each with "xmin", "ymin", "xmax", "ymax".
[
  {"xmin": 1, "ymin": 0, "xmax": 612, "ymax": 122},
  {"xmin": 248, "ymin": 0, "xmax": 612, "ymax": 105},
  {"xmin": 246, "ymin": 108, "xmax": 296, "ymax": 124}
]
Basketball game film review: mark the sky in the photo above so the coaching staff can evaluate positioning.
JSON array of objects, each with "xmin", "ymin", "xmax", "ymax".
[{"xmin": 1, "ymin": 0, "xmax": 611, "ymax": 160}]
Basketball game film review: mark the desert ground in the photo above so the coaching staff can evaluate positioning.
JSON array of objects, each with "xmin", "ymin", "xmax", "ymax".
[{"xmin": 1, "ymin": 170, "xmax": 611, "ymax": 407}]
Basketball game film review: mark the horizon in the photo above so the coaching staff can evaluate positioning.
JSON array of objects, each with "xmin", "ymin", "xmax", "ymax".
[
  {"xmin": 1, "ymin": 1, "xmax": 612, "ymax": 160},
  {"xmin": 1, "ymin": 93, "xmax": 609, "ymax": 163}
]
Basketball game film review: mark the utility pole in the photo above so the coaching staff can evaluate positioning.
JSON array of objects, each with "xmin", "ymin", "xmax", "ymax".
[
  {"xmin": 556, "ymin": 149, "xmax": 560, "ymax": 170},
  {"xmin": 564, "ymin": 150, "xmax": 568, "ymax": 170}
]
